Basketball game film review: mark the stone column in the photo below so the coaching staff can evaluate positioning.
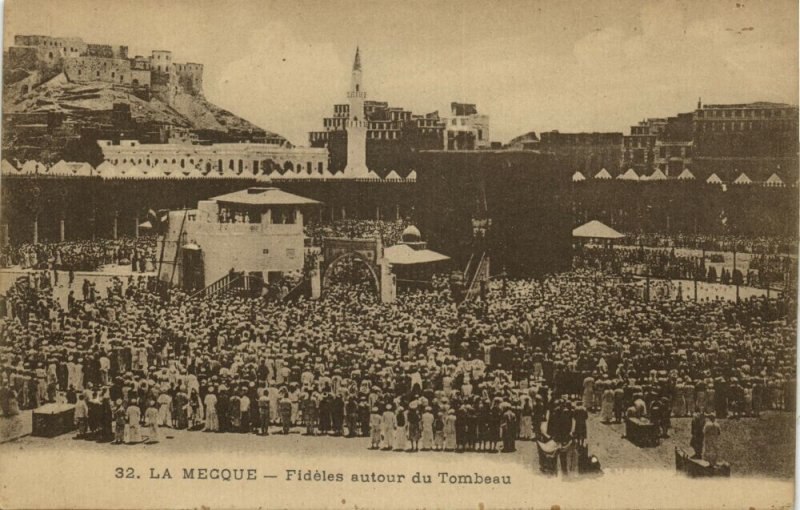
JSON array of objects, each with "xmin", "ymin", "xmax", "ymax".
[
  {"xmin": 112, "ymin": 211, "xmax": 119, "ymax": 240},
  {"xmin": 395, "ymin": 204, "xmax": 400, "ymax": 221},
  {"xmin": 340, "ymin": 205, "xmax": 347, "ymax": 220},
  {"xmin": 310, "ymin": 256, "xmax": 321, "ymax": 300},
  {"xmin": 134, "ymin": 212, "xmax": 139, "ymax": 238},
  {"xmin": 59, "ymin": 217, "xmax": 65, "ymax": 242}
]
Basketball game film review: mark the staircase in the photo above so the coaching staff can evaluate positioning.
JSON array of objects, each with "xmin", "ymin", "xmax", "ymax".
[
  {"xmin": 190, "ymin": 272, "xmax": 260, "ymax": 300},
  {"xmin": 461, "ymin": 251, "xmax": 489, "ymax": 303}
]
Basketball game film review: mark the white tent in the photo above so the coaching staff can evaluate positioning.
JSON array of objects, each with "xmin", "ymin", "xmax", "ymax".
[
  {"xmin": 572, "ymin": 220, "xmax": 624, "ymax": 239},
  {"xmin": 765, "ymin": 173, "xmax": 784, "ymax": 187},
  {"xmin": 21, "ymin": 160, "xmax": 43, "ymax": 174},
  {"xmin": 49, "ymin": 160, "xmax": 71, "ymax": 176},
  {"xmin": 677, "ymin": 168, "xmax": 695, "ymax": 180},
  {"xmin": 124, "ymin": 165, "xmax": 145, "ymax": 179},
  {"xmin": 617, "ymin": 168, "xmax": 639, "ymax": 181},
  {"xmin": 594, "ymin": 168, "xmax": 612, "ymax": 180},
  {"xmin": 100, "ymin": 164, "xmax": 121, "ymax": 179},
  {"xmin": 648, "ymin": 168, "xmax": 668, "ymax": 181},
  {"xmin": 66, "ymin": 162, "xmax": 92, "ymax": 176},
  {"xmin": 385, "ymin": 170, "xmax": 402, "ymax": 181},
  {"xmin": 406, "ymin": 170, "xmax": 417, "ymax": 181},
  {"xmin": 571, "ymin": 171, "xmax": 586, "ymax": 182},
  {"xmin": 706, "ymin": 173, "xmax": 723, "ymax": 184},
  {"xmin": 365, "ymin": 170, "xmax": 381, "ymax": 180},
  {"xmin": 1, "ymin": 160, "xmax": 19, "ymax": 175},
  {"xmin": 188, "ymin": 166, "xmax": 205, "ymax": 179},
  {"xmin": 733, "ymin": 172, "xmax": 752, "ymax": 185},
  {"xmin": 95, "ymin": 161, "xmax": 116, "ymax": 176}
]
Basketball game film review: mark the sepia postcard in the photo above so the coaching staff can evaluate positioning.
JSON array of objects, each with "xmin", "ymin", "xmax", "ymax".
[{"xmin": 0, "ymin": 0, "xmax": 797, "ymax": 508}]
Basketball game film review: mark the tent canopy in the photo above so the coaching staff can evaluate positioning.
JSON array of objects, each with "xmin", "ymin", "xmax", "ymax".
[
  {"xmin": 572, "ymin": 220, "xmax": 624, "ymax": 239},
  {"xmin": 572, "ymin": 171, "xmax": 586, "ymax": 182},
  {"xmin": 383, "ymin": 244, "xmax": 450, "ymax": 265},
  {"xmin": 765, "ymin": 173, "xmax": 784, "ymax": 186},
  {"xmin": 706, "ymin": 173, "xmax": 722, "ymax": 184},
  {"xmin": 594, "ymin": 168, "xmax": 612, "ymax": 180},
  {"xmin": 618, "ymin": 168, "xmax": 639, "ymax": 181},
  {"xmin": 648, "ymin": 168, "xmax": 668, "ymax": 181},
  {"xmin": 733, "ymin": 172, "xmax": 752, "ymax": 184},
  {"xmin": 677, "ymin": 168, "xmax": 695, "ymax": 180}
]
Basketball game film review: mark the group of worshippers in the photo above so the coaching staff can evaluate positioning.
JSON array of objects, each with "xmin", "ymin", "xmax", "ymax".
[
  {"xmin": 621, "ymin": 232, "xmax": 797, "ymax": 256},
  {"xmin": 0, "ymin": 236, "xmax": 157, "ymax": 272},
  {"xmin": 0, "ymin": 241, "xmax": 795, "ymax": 454},
  {"xmin": 304, "ymin": 219, "xmax": 409, "ymax": 248}
]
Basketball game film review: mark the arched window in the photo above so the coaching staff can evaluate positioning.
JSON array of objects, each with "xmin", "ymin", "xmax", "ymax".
[
  {"xmin": 252, "ymin": 160, "xmax": 259, "ymax": 174},
  {"xmin": 206, "ymin": 162, "xmax": 212, "ymax": 173},
  {"xmin": 218, "ymin": 159, "xmax": 223, "ymax": 171},
  {"xmin": 284, "ymin": 161, "xmax": 294, "ymax": 172},
  {"xmin": 138, "ymin": 159, "xmax": 142, "ymax": 164},
  {"xmin": 172, "ymin": 159, "xmax": 177, "ymax": 164},
  {"xmin": 307, "ymin": 161, "xmax": 312, "ymax": 174},
  {"xmin": 318, "ymin": 162, "xmax": 323, "ymax": 174},
  {"xmin": 180, "ymin": 159, "xmax": 185, "ymax": 168},
  {"xmin": 132, "ymin": 79, "xmax": 139, "ymax": 87},
  {"xmin": 238, "ymin": 159, "xmax": 243, "ymax": 173},
  {"xmin": 228, "ymin": 159, "xmax": 234, "ymax": 170},
  {"xmin": 154, "ymin": 159, "xmax": 159, "ymax": 164},
  {"xmin": 123, "ymin": 159, "xmax": 127, "ymax": 163},
  {"xmin": 48, "ymin": 52, "xmax": 53, "ymax": 59}
]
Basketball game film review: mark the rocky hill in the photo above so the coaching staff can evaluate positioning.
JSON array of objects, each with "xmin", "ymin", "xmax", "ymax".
[{"xmin": 2, "ymin": 70, "xmax": 287, "ymax": 165}]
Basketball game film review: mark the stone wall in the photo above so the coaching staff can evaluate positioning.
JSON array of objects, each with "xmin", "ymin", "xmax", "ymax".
[{"xmin": 64, "ymin": 56, "xmax": 132, "ymax": 85}]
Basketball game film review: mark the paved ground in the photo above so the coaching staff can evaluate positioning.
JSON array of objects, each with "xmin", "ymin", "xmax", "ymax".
[{"xmin": 1, "ymin": 412, "xmax": 792, "ymax": 479}]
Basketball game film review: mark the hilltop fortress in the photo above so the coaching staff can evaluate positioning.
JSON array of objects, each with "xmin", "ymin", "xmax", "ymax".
[{"xmin": 8, "ymin": 35, "xmax": 203, "ymax": 105}]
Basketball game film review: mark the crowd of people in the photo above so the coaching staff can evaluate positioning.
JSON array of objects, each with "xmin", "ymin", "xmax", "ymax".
[
  {"xmin": 621, "ymin": 233, "xmax": 797, "ymax": 255},
  {"xmin": 0, "ymin": 236, "xmax": 158, "ymax": 272},
  {"xmin": 0, "ymin": 239, "xmax": 795, "ymax": 456},
  {"xmin": 304, "ymin": 219, "xmax": 409, "ymax": 247}
]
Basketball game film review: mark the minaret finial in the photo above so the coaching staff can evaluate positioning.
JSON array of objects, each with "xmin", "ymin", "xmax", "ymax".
[{"xmin": 353, "ymin": 46, "xmax": 361, "ymax": 71}]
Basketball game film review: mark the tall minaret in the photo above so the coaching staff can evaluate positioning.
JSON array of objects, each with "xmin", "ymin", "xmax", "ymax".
[{"xmin": 344, "ymin": 47, "xmax": 369, "ymax": 177}]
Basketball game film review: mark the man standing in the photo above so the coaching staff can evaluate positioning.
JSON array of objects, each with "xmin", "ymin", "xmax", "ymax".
[
  {"xmin": 690, "ymin": 410, "xmax": 705, "ymax": 459},
  {"xmin": 703, "ymin": 413, "xmax": 721, "ymax": 465}
]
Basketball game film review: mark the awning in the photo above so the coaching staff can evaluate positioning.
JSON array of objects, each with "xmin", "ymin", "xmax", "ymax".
[
  {"xmin": 384, "ymin": 244, "xmax": 450, "ymax": 265},
  {"xmin": 138, "ymin": 221, "xmax": 153, "ymax": 229},
  {"xmin": 182, "ymin": 243, "xmax": 201, "ymax": 251},
  {"xmin": 572, "ymin": 220, "xmax": 624, "ymax": 239}
]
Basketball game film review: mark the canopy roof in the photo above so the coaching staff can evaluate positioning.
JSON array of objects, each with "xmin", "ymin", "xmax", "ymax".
[
  {"xmin": 677, "ymin": 168, "xmax": 695, "ymax": 180},
  {"xmin": 706, "ymin": 173, "xmax": 722, "ymax": 184},
  {"xmin": 406, "ymin": 170, "xmax": 417, "ymax": 181},
  {"xmin": 572, "ymin": 220, "xmax": 624, "ymax": 239},
  {"xmin": 385, "ymin": 170, "xmax": 402, "ymax": 180},
  {"xmin": 617, "ymin": 168, "xmax": 639, "ymax": 181},
  {"xmin": 765, "ymin": 173, "xmax": 784, "ymax": 186},
  {"xmin": 733, "ymin": 172, "xmax": 752, "ymax": 184},
  {"xmin": 210, "ymin": 187, "xmax": 320, "ymax": 206},
  {"xmin": 648, "ymin": 168, "xmax": 668, "ymax": 181},
  {"xmin": 383, "ymin": 244, "xmax": 450, "ymax": 265},
  {"xmin": 594, "ymin": 168, "xmax": 612, "ymax": 180},
  {"xmin": 572, "ymin": 171, "xmax": 586, "ymax": 182}
]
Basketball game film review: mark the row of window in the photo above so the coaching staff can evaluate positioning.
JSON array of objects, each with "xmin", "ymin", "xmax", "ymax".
[
  {"xmin": 109, "ymin": 157, "xmax": 325, "ymax": 174},
  {"xmin": 696, "ymin": 120, "xmax": 797, "ymax": 132},
  {"xmin": 697, "ymin": 108, "xmax": 795, "ymax": 119}
]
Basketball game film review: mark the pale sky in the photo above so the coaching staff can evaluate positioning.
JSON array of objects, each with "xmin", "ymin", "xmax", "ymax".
[{"xmin": 4, "ymin": 0, "xmax": 798, "ymax": 145}]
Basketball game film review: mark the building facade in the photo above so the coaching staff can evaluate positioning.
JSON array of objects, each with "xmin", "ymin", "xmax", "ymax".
[
  {"xmin": 97, "ymin": 140, "xmax": 328, "ymax": 177},
  {"xmin": 538, "ymin": 131, "xmax": 623, "ymax": 174},
  {"xmin": 621, "ymin": 118, "xmax": 666, "ymax": 173}
]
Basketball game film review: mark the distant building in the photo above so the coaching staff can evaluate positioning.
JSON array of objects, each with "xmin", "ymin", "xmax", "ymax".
[
  {"xmin": 443, "ymin": 102, "xmax": 490, "ymax": 150},
  {"xmin": 308, "ymin": 48, "xmax": 486, "ymax": 175},
  {"xmin": 622, "ymin": 118, "xmax": 666, "ymax": 173},
  {"xmin": 97, "ymin": 139, "xmax": 328, "ymax": 176},
  {"xmin": 692, "ymin": 100, "xmax": 798, "ymax": 181},
  {"xmin": 538, "ymin": 131, "xmax": 623, "ymax": 174},
  {"xmin": 654, "ymin": 112, "xmax": 694, "ymax": 176},
  {"xmin": 8, "ymin": 34, "xmax": 204, "ymax": 105}
]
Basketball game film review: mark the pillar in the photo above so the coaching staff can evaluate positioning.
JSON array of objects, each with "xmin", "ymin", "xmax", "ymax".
[
  {"xmin": 113, "ymin": 211, "xmax": 119, "ymax": 240},
  {"xmin": 32, "ymin": 213, "xmax": 39, "ymax": 245},
  {"xmin": 341, "ymin": 205, "xmax": 346, "ymax": 219},
  {"xmin": 376, "ymin": 206, "xmax": 381, "ymax": 220},
  {"xmin": 330, "ymin": 204, "xmax": 335, "ymax": 222},
  {"xmin": 395, "ymin": 204, "xmax": 400, "ymax": 221},
  {"xmin": 1, "ymin": 223, "xmax": 8, "ymax": 246},
  {"xmin": 134, "ymin": 212, "xmax": 139, "ymax": 238},
  {"xmin": 310, "ymin": 256, "xmax": 321, "ymax": 300},
  {"xmin": 59, "ymin": 218, "xmax": 65, "ymax": 242},
  {"xmin": 379, "ymin": 260, "xmax": 395, "ymax": 304},
  {"xmin": 295, "ymin": 207, "xmax": 303, "ymax": 225}
]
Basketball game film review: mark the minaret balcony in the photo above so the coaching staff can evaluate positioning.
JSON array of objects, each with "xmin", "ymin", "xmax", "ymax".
[{"xmin": 347, "ymin": 91, "xmax": 367, "ymax": 99}]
